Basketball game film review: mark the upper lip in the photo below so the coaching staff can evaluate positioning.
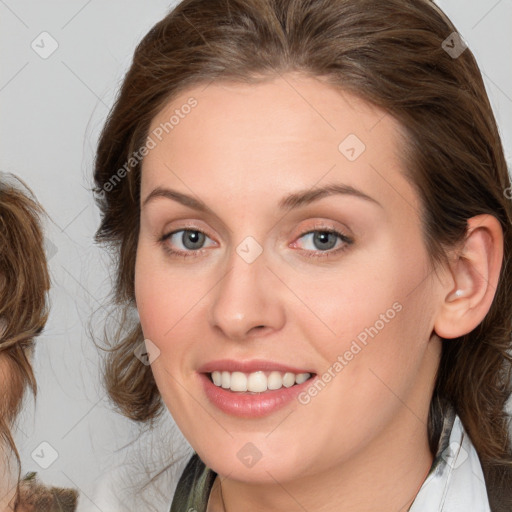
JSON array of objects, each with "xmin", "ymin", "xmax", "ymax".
[{"xmin": 197, "ymin": 359, "xmax": 315, "ymax": 374}]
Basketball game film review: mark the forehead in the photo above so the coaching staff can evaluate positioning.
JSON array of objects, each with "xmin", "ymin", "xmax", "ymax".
[
  {"xmin": 146, "ymin": 74, "xmax": 398, "ymax": 153},
  {"xmin": 141, "ymin": 74, "xmax": 419, "ymax": 217}
]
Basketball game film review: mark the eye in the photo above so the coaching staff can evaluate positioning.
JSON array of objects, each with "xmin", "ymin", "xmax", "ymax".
[
  {"xmin": 159, "ymin": 226, "xmax": 353, "ymax": 260},
  {"xmin": 293, "ymin": 228, "xmax": 353, "ymax": 258},
  {"xmin": 160, "ymin": 228, "xmax": 216, "ymax": 258}
]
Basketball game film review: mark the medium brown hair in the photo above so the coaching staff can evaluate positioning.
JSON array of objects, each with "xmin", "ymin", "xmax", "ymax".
[
  {"xmin": 93, "ymin": 0, "xmax": 512, "ymax": 503},
  {"xmin": 0, "ymin": 175, "xmax": 50, "ymax": 496},
  {"xmin": 16, "ymin": 473, "xmax": 78, "ymax": 512}
]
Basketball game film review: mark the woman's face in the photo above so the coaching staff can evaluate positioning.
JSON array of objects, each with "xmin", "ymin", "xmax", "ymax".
[{"xmin": 135, "ymin": 73, "xmax": 444, "ymax": 483}]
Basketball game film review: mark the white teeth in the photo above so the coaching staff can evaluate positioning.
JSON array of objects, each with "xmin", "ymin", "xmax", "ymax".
[
  {"xmin": 212, "ymin": 371, "xmax": 222, "ymax": 386},
  {"xmin": 247, "ymin": 371, "xmax": 267, "ymax": 392},
  {"xmin": 210, "ymin": 370, "xmax": 312, "ymax": 393},
  {"xmin": 267, "ymin": 371, "xmax": 283, "ymax": 390},
  {"xmin": 221, "ymin": 371, "xmax": 231, "ymax": 389},
  {"xmin": 295, "ymin": 373, "xmax": 310, "ymax": 385},
  {"xmin": 230, "ymin": 372, "xmax": 247, "ymax": 392},
  {"xmin": 282, "ymin": 372, "xmax": 296, "ymax": 388}
]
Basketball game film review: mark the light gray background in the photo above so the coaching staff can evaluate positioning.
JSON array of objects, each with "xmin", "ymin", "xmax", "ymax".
[{"xmin": 1, "ymin": 1, "xmax": 511, "ymax": 511}]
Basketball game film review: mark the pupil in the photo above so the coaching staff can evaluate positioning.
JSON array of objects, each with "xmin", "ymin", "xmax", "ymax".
[
  {"xmin": 315, "ymin": 231, "xmax": 336, "ymax": 250},
  {"xmin": 183, "ymin": 230, "xmax": 204, "ymax": 250}
]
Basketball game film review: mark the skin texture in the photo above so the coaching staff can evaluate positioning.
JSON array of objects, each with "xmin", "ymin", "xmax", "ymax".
[{"xmin": 134, "ymin": 73, "xmax": 502, "ymax": 512}]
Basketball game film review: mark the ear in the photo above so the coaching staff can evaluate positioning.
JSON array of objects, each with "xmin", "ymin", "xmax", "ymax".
[{"xmin": 434, "ymin": 214, "xmax": 503, "ymax": 339}]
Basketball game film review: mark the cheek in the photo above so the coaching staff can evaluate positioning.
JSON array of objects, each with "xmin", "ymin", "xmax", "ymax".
[
  {"xmin": 134, "ymin": 244, "xmax": 205, "ymax": 359},
  {"xmin": 300, "ymin": 239, "xmax": 425, "ymax": 336},
  {"xmin": 302, "ymin": 237, "xmax": 434, "ymax": 391}
]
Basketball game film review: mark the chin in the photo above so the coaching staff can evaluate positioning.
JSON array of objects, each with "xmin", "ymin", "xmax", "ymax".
[{"xmin": 196, "ymin": 435, "xmax": 316, "ymax": 484}]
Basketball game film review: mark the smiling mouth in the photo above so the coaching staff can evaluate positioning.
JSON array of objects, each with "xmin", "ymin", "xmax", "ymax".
[{"xmin": 207, "ymin": 370, "xmax": 315, "ymax": 393}]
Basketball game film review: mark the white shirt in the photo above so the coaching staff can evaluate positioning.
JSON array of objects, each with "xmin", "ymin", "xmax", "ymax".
[{"xmin": 410, "ymin": 407, "xmax": 491, "ymax": 511}]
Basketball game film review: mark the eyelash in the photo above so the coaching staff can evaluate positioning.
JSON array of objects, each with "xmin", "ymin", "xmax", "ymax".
[{"xmin": 159, "ymin": 226, "xmax": 354, "ymax": 260}]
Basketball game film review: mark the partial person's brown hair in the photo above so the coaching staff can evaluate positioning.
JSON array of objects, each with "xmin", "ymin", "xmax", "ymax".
[
  {"xmin": 0, "ymin": 174, "xmax": 50, "ymax": 497},
  {"xmin": 93, "ymin": 0, "xmax": 512, "ymax": 505},
  {"xmin": 15, "ymin": 473, "xmax": 78, "ymax": 512}
]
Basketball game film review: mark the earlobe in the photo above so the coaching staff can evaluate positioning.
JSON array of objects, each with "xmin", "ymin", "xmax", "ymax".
[{"xmin": 434, "ymin": 214, "xmax": 503, "ymax": 340}]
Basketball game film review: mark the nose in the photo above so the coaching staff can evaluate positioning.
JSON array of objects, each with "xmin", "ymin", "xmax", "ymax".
[{"xmin": 208, "ymin": 242, "xmax": 285, "ymax": 342}]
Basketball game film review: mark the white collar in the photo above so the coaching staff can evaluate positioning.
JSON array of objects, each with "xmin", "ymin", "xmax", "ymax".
[{"xmin": 410, "ymin": 409, "xmax": 491, "ymax": 511}]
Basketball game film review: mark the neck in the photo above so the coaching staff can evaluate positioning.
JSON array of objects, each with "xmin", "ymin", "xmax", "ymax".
[{"xmin": 209, "ymin": 407, "xmax": 434, "ymax": 512}]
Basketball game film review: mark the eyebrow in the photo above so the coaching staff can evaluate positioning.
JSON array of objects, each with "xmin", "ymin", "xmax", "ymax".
[{"xmin": 142, "ymin": 182, "xmax": 382, "ymax": 212}]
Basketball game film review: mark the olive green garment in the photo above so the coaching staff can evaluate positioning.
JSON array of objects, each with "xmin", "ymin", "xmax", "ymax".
[{"xmin": 170, "ymin": 452, "xmax": 217, "ymax": 512}]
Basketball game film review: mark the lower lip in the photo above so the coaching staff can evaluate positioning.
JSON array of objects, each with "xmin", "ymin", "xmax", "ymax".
[{"xmin": 198, "ymin": 372, "xmax": 316, "ymax": 418}]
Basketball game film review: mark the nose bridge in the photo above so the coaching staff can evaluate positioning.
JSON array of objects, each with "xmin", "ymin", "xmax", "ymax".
[{"xmin": 209, "ymin": 235, "xmax": 284, "ymax": 339}]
